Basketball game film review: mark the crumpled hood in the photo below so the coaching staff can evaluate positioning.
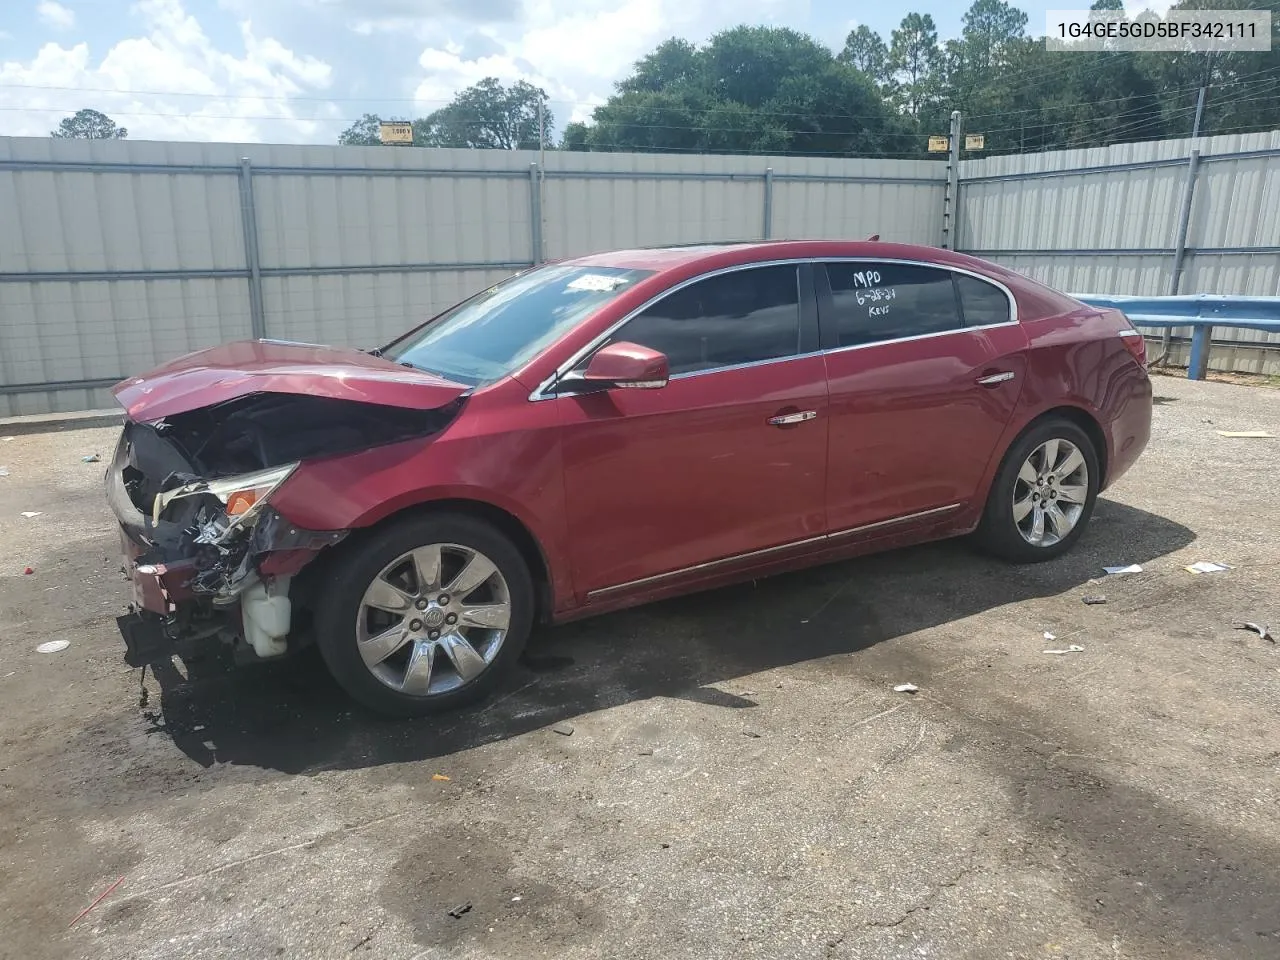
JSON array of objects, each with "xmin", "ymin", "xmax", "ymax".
[{"xmin": 113, "ymin": 340, "xmax": 470, "ymax": 422}]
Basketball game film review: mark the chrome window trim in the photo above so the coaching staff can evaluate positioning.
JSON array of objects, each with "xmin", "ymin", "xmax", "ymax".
[
  {"xmin": 528, "ymin": 256, "xmax": 1021, "ymax": 401},
  {"xmin": 585, "ymin": 502, "xmax": 963, "ymax": 600}
]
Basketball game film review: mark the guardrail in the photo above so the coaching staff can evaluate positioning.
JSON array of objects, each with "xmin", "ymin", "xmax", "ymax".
[{"xmin": 1072, "ymin": 293, "xmax": 1280, "ymax": 380}]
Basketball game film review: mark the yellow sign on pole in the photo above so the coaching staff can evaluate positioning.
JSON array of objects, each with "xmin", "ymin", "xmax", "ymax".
[
  {"xmin": 927, "ymin": 135, "xmax": 950, "ymax": 153},
  {"xmin": 965, "ymin": 133, "xmax": 985, "ymax": 151},
  {"xmin": 379, "ymin": 121, "xmax": 413, "ymax": 145}
]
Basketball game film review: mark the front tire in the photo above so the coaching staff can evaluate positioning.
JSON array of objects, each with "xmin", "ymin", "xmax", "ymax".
[
  {"xmin": 315, "ymin": 513, "xmax": 534, "ymax": 717},
  {"xmin": 974, "ymin": 417, "xmax": 1100, "ymax": 563}
]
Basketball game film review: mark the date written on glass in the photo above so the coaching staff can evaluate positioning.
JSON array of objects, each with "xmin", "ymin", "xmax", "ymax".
[{"xmin": 854, "ymin": 286, "xmax": 897, "ymax": 316}]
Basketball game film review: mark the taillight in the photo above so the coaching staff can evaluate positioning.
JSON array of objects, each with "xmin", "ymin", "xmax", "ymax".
[{"xmin": 1120, "ymin": 330, "xmax": 1147, "ymax": 367}]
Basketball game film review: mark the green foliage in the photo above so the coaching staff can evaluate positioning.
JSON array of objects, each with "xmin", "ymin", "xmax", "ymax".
[
  {"xmin": 51, "ymin": 109, "xmax": 127, "ymax": 139},
  {"xmin": 341, "ymin": 0, "xmax": 1280, "ymax": 159}
]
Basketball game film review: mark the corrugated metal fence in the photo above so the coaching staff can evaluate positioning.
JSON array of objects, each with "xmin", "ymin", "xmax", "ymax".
[
  {"xmin": 957, "ymin": 130, "xmax": 1280, "ymax": 374},
  {"xmin": 3, "ymin": 129, "xmax": 1279, "ymax": 416},
  {"xmin": 0, "ymin": 137, "xmax": 943, "ymax": 416}
]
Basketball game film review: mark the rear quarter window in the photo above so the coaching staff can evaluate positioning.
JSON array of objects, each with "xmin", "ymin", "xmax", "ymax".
[{"xmin": 956, "ymin": 274, "xmax": 1012, "ymax": 326}]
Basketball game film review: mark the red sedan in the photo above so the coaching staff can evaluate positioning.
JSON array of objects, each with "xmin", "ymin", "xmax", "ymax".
[{"xmin": 106, "ymin": 241, "xmax": 1151, "ymax": 716}]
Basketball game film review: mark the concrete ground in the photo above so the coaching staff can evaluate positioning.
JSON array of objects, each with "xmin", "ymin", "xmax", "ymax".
[{"xmin": 1, "ymin": 374, "xmax": 1278, "ymax": 960}]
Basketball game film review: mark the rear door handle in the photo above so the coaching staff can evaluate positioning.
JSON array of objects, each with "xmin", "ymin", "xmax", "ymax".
[
  {"xmin": 976, "ymin": 371, "xmax": 1016, "ymax": 386},
  {"xmin": 768, "ymin": 410, "xmax": 817, "ymax": 426}
]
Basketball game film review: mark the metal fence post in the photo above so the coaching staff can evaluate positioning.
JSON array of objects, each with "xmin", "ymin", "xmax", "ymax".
[
  {"xmin": 238, "ymin": 158, "xmax": 266, "ymax": 339},
  {"xmin": 1163, "ymin": 148, "xmax": 1201, "ymax": 362},
  {"xmin": 941, "ymin": 110, "xmax": 962, "ymax": 250},
  {"xmin": 529, "ymin": 163, "xmax": 543, "ymax": 265},
  {"xmin": 763, "ymin": 167, "xmax": 774, "ymax": 239}
]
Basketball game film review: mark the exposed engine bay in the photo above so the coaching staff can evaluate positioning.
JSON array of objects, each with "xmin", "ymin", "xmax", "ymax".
[{"xmin": 109, "ymin": 391, "xmax": 466, "ymax": 664}]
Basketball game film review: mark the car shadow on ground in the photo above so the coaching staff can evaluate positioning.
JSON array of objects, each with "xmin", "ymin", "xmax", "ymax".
[{"xmin": 141, "ymin": 498, "xmax": 1194, "ymax": 773}]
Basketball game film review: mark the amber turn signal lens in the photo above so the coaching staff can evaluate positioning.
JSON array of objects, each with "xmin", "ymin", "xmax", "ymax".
[{"xmin": 226, "ymin": 490, "xmax": 260, "ymax": 516}]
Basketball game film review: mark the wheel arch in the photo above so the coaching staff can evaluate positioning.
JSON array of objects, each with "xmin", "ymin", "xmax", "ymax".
[{"xmin": 977, "ymin": 403, "xmax": 1110, "ymax": 515}]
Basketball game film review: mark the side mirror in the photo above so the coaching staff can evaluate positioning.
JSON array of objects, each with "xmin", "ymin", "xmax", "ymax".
[{"xmin": 580, "ymin": 341, "xmax": 669, "ymax": 389}]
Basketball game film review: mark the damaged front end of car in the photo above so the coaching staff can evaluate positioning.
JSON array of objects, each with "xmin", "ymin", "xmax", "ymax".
[{"xmin": 108, "ymin": 390, "xmax": 465, "ymax": 667}]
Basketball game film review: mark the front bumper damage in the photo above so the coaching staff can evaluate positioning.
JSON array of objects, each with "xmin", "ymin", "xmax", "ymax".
[{"xmin": 107, "ymin": 424, "xmax": 347, "ymax": 665}]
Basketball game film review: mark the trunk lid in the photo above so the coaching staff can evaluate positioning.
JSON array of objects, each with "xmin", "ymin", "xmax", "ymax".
[{"xmin": 113, "ymin": 340, "xmax": 470, "ymax": 422}]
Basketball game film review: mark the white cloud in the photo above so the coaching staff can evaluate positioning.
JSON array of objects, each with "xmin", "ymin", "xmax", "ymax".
[
  {"xmin": 37, "ymin": 1, "xmax": 77, "ymax": 31},
  {"xmin": 0, "ymin": 0, "xmax": 336, "ymax": 142},
  {"xmin": 407, "ymin": 0, "xmax": 797, "ymax": 124}
]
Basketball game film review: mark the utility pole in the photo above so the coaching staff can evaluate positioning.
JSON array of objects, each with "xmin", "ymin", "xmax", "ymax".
[
  {"xmin": 941, "ymin": 110, "xmax": 962, "ymax": 250},
  {"xmin": 1191, "ymin": 85, "xmax": 1206, "ymax": 139}
]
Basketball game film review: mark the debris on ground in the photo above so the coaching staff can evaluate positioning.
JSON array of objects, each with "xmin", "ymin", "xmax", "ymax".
[
  {"xmin": 1233, "ymin": 621, "xmax": 1275, "ymax": 643},
  {"xmin": 68, "ymin": 875, "xmax": 125, "ymax": 928},
  {"xmin": 551, "ymin": 722, "xmax": 574, "ymax": 737},
  {"xmin": 893, "ymin": 683, "xmax": 919, "ymax": 694},
  {"xmin": 1103, "ymin": 564, "xmax": 1143, "ymax": 575},
  {"xmin": 431, "ymin": 773, "xmax": 450, "ymax": 782},
  {"xmin": 20, "ymin": 511, "xmax": 42, "ymax": 518},
  {"xmin": 1185, "ymin": 561, "xmax": 1232, "ymax": 574},
  {"xmin": 1043, "ymin": 644, "xmax": 1085, "ymax": 655},
  {"xmin": 1082, "ymin": 595, "xmax": 1107, "ymax": 605},
  {"xmin": 0, "ymin": 467, "xmax": 9, "ymax": 477},
  {"xmin": 447, "ymin": 902, "xmax": 473, "ymax": 919},
  {"xmin": 36, "ymin": 640, "xmax": 70, "ymax": 654},
  {"xmin": 1217, "ymin": 430, "xmax": 1273, "ymax": 438},
  {"xmin": 638, "ymin": 747, "xmax": 653, "ymax": 756},
  {"xmin": 510, "ymin": 896, "xmax": 522, "ymax": 903},
  {"xmin": 742, "ymin": 729, "xmax": 762, "ymax": 738},
  {"xmin": 81, "ymin": 453, "xmax": 101, "ymax": 463},
  {"xmin": 23, "ymin": 567, "xmax": 34, "ymax": 575},
  {"xmin": 1043, "ymin": 632, "xmax": 1057, "ymax": 641},
  {"xmin": 1, "ymin": 436, "xmax": 12, "ymax": 442}
]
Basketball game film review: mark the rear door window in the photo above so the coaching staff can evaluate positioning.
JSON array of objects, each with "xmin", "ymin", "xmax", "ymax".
[
  {"xmin": 823, "ymin": 262, "xmax": 962, "ymax": 348},
  {"xmin": 611, "ymin": 265, "xmax": 802, "ymax": 375}
]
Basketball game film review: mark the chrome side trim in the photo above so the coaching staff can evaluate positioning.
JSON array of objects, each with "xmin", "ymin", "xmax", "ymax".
[
  {"xmin": 825, "ymin": 502, "xmax": 963, "ymax": 540},
  {"xmin": 528, "ymin": 256, "xmax": 1021, "ymax": 401},
  {"xmin": 585, "ymin": 502, "xmax": 964, "ymax": 600}
]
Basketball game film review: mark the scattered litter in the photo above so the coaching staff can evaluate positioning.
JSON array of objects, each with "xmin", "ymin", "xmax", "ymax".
[
  {"xmin": 0, "ymin": 467, "xmax": 8, "ymax": 477},
  {"xmin": 1233, "ymin": 622, "xmax": 1275, "ymax": 643},
  {"xmin": 1185, "ymin": 561, "xmax": 1232, "ymax": 574},
  {"xmin": 1103, "ymin": 564, "xmax": 1142, "ymax": 575},
  {"xmin": 638, "ymin": 747, "xmax": 653, "ymax": 756},
  {"xmin": 742, "ymin": 729, "xmax": 762, "ymax": 738},
  {"xmin": 660, "ymin": 842, "xmax": 670, "ymax": 849},
  {"xmin": 1, "ymin": 436, "xmax": 12, "ymax": 442},
  {"xmin": 20, "ymin": 511, "xmax": 42, "ymax": 518},
  {"xmin": 1217, "ymin": 430, "xmax": 1273, "ymax": 438},
  {"xmin": 1043, "ymin": 632, "xmax": 1057, "ymax": 642},
  {"xmin": 37, "ymin": 640, "xmax": 70, "ymax": 654},
  {"xmin": 893, "ymin": 683, "xmax": 919, "ymax": 694},
  {"xmin": 68, "ymin": 875, "xmax": 125, "ymax": 928},
  {"xmin": 551, "ymin": 722, "xmax": 574, "ymax": 737},
  {"xmin": 23, "ymin": 567, "xmax": 34, "ymax": 575},
  {"xmin": 447, "ymin": 902, "xmax": 473, "ymax": 919},
  {"xmin": 431, "ymin": 773, "xmax": 450, "ymax": 782},
  {"xmin": 1082, "ymin": 595, "xmax": 1107, "ymax": 605},
  {"xmin": 81, "ymin": 453, "xmax": 101, "ymax": 463},
  {"xmin": 1043, "ymin": 644, "xmax": 1085, "ymax": 655},
  {"xmin": 511, "ymin": 896, "xmax": 522, "ymax": 902},
  {"xmin": 2, "ymin": 672, "xmax": 14, "ymax": 679}
]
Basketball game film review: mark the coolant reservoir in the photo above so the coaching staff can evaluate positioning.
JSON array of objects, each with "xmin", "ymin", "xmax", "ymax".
[{"xmin": 241, "ymin": 576, "xmax": 291, "ymax": 658}]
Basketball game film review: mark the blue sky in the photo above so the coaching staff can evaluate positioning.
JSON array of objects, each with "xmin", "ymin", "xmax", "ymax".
[{"xmin": 0, "ymin": 0, "xmax": 1173, "ymax": 143}]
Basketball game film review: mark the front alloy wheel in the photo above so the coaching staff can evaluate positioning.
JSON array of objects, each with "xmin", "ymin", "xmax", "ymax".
[
  {"xmin": 358, "ymin": 543, "xmax": 511, "ymax": 697},
  {"xmin": 316, "ymin": 513, "xmax": 534, "ymax": 716}
]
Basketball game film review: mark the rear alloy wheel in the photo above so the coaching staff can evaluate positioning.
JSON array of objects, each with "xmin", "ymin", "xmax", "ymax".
[
  {"xmin": 316, "ymin": 514, "xmax": 533, "ymax": 716},
  {"xmin": 974, "ymin": 418, "xmax": 1100, "ymax": 563}
]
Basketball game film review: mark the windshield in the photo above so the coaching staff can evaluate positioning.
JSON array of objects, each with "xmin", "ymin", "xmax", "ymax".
[{"xmin": 383, "ymin": 264, "xmax": 654, "ymax": 386}]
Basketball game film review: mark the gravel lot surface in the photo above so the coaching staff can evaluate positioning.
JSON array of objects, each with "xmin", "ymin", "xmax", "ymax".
[{"xmin": 1, "ymin": 373, "xmax": 1278, "ymax": 960}]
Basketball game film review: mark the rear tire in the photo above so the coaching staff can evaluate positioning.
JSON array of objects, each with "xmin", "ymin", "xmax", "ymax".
[
  {"xmin": 974, "ymin": 417, "xmax": 1100, "ymax": 563},
  {"xmin": 315, "ymin": 512, "xmax": 534, "ymax": 717}
]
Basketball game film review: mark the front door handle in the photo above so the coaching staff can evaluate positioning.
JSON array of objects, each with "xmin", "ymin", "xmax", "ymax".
[
  {"xmin": 768, "ymin": 410, "xmax": 817, "ymax": 426},
  {"xmin": 975, "ymin": 371, "xmax": 1016, "ymax": 386}
]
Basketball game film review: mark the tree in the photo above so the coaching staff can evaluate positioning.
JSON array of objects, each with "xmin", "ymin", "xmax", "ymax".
[
  {"xmin": 839, "ymin": 26, "xmax": 890, "ymax": 86},
  {"xmin": 561, "ymin": 121, "xmax": 591, "ymax": 151},
  {"xmin": 888, "ymin": 14, "xmax": 941, "ymax": 117},
  {"xmin": 618, "ymin": 38, "xmax": 703, "ymax": 94},
  {"xmin": 415, "ymin": 78, "xmax": 553, "ymax": 150},
  {"xmin": 51, "ymin": 109, "xmax": 127, "ymax": 139},
  {"xmin": 338, "ymin": 113, "xmax": 383, "ymax": 146}
]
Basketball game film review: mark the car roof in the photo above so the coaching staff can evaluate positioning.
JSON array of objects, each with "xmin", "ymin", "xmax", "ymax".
[{"xmin": 565, "ymin": 240, "xmax": 994, "ymax": 275}]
